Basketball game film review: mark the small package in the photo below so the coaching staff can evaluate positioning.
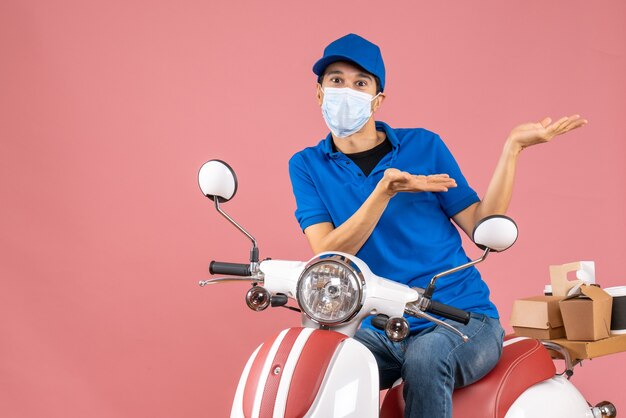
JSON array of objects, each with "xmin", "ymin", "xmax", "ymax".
[
  {"xmin": 510, "ymin": 295, "xmax": 565, "ymax": 339},
  {"xmin": 559, "ymin": 285, "xmax": 612, "ymax": 341}
]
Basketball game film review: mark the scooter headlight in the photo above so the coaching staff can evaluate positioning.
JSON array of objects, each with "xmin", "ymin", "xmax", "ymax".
[{"xmin": 296, "ymin": 254, "xmax": 365, "ymax": 326}]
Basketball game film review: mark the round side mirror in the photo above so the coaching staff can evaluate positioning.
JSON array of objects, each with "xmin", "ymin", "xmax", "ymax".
[
  {"xmin": 472, "ymin": 215, "xmax": 518, "ymax": 252},
  {"xmin": 198, "ymin": 160, "xmax": 238, "ymax": 202}
]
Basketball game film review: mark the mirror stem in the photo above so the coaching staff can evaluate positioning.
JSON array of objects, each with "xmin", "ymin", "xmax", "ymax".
[
  {"xmin": 423, "ymin": 248, "xmax": 490, "ymax": 299},
  {"xmin": 214, "ymin": 198, "xmax": 259, "ymax": 263}
]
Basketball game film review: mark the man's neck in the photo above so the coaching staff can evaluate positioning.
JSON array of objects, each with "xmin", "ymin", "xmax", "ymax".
[{"xmin": 332, "ymin": 119, "xmax": 386, "ymax": 154}]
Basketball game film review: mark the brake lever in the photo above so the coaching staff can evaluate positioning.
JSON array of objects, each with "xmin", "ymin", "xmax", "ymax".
[
  {"xmin": 405, "ymin": 303, "xmax": 469, "ymax": 342},
  {"xmin": 198, "ymin": 276, "xmax": 261, "ymax": 286}
]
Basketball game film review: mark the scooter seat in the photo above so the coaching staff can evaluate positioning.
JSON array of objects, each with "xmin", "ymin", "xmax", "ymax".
[{"xmin": 380, "ymin": 335, "xmax": 556, "ymax": 418}]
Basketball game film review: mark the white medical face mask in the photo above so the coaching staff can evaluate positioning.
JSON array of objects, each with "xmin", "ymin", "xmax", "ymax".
[{"xmin": 321, "ymin": 87, "xmax": 381, "ymax": 138}]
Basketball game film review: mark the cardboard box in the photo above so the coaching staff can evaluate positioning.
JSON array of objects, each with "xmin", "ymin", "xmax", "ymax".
[
  {"xmin": 510, "ymin": 296, "xmax": 566, "ymax": 339},
  {"xmin": 547, "ymin": 333, "xmax": 626, "ymax": 360},
  {"xmin": 559, "ymin": 285, "xmax": 612, "ymax": 341}
]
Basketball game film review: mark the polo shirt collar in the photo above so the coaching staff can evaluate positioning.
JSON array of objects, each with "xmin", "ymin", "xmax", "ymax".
[{"xmin": 323, "ymin": 120, "xmax": 399, "ymax": 158}]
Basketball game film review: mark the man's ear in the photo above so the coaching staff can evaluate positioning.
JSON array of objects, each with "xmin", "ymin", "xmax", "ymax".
[
  {"xmin": 372, "ymin": 93, "xmax": 386, "ymax": 113},
  {"xmin": 316, "ymin": 83, "xmax": 324, "ymax": 106}
]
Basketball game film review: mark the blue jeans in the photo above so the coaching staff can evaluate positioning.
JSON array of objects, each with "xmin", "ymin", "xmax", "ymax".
[{"xmin": 354, "ymin": 313, "xmax": 505, "ymax": 418}]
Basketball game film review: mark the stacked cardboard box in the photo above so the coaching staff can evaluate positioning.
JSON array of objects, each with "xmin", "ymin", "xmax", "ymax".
[
  {"xmin": 510, "ymin": 261, "xmax": 626, "ymax": 360},
  {"xmin": 510, "ymin": 296, "xmax": 565, "ymax": 339}
]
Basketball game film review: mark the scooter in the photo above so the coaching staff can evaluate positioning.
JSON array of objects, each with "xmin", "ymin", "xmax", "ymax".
[{"xmin": 197, "ymin": 159, "xmax": 617, "ymax": 418}]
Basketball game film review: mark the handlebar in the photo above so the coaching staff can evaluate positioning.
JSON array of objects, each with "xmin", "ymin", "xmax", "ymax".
[
  {"xmin": 426, "ymin": 300, "xmax": 471, "ymax": 325},
  {"xmin": 209, "ymin": 261, "xmax": 251, "ymax": 276}
]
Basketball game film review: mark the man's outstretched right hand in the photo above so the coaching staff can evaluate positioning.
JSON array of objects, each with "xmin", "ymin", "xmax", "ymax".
[{"xmin": 377, "ymin": 168, "xmax": 457, "ymax": 197}]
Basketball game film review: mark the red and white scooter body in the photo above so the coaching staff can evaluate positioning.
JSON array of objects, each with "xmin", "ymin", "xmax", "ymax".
[
  {"xmin": 230, "ymin": 328, "xmax": 597, "ymax": 418},
  {"xmin": 230, "ymin": 255, "xmax": 415, "ymax": 418},
  {"xmin": 229, "ymin": 256, "xmax": 606, "ymax": 418}
]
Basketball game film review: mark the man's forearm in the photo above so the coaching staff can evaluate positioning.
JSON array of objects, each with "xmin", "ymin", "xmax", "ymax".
[
  {"xmin": 314, "ymin": 185, "xmax": 392, "ymax": 255},
  {"xmin": 474, "ymin": 139, "xmax": 522, "ymax": 221},
  {"xmin": 307, "ymin": 168, "xmax": 456, "ymax": 254}
]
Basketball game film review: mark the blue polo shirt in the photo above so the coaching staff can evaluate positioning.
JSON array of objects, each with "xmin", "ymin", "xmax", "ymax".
[{"xmin": 288, "ymin": 121, "xmax": 499, "ymax": 333}]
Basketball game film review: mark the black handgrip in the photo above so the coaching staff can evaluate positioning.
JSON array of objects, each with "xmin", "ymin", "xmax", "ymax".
[
  {"xmin": 371, "ymin": 314, "xmax": 390, "ymax": 331},
  {"xmin": 209, "ymin": 261, "xmax": 251, "ymax": 276},
  {"xmin": 427, "ymin": 301, "xmax": 471, "ymax": 325}
]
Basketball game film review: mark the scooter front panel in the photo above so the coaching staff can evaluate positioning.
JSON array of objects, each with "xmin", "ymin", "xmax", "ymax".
[
  {"xmin": 258, "ymin": 328, "xmax": 306, "ymax": 417},
  {"xmin": 283, "ymin": 329, "xmax": 350, "ymax": 417},
  {"xmin": 243, "ymin": 328, "xmax": 291, "ymax": 418},
  {"xmin": 303, "ymin": 338, "xmax": 379, "ymax": 418},
  {"xmin": 231, "ymin": 327, "xmax": 355, "ymax": 418}
]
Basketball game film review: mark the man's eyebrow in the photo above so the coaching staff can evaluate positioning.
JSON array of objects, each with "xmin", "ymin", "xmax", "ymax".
[
  {"xmin": 323, "ymin": 70, "xmax": 373, "ymax": 81},
  {"xmin": 324, "ymin": 70, "xmax": 344, "ymax": 77}
]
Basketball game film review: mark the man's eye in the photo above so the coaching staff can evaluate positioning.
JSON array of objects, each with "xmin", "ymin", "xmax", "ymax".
[
  {"xmin": 330, "ymin": 78, "xmax": 342, "ymax": 83},
  {"xmin": 356, "ymin": 81, "xmax": 367, "ymax": 87}
]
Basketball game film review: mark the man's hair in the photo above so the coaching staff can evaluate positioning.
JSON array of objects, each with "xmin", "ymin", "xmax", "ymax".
[{"xmin": 317, "ymin": 63, "xmax": 383, "ymax": 94}]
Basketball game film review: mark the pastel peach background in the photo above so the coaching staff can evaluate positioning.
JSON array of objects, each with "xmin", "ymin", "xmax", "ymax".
[{"xmin": 1, "ymin": 0, "xmax": 625, "ymax": 417}]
